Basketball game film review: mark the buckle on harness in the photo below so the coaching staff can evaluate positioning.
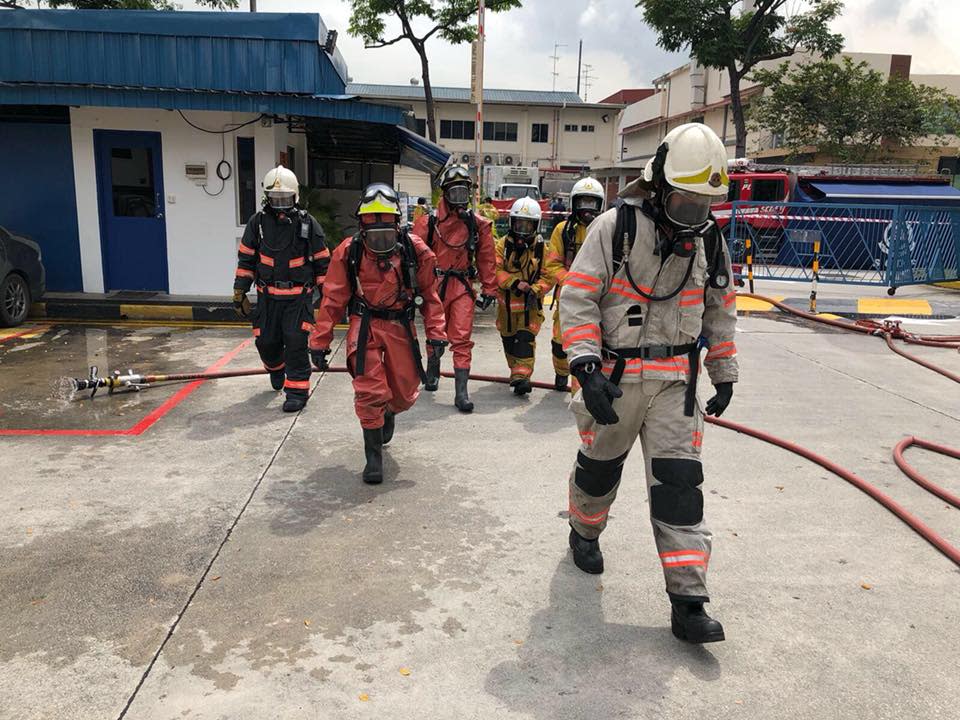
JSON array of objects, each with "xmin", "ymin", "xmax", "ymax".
[{"xmin": 272, "ymin": 280, "xmax": 296, "ymax": 289}]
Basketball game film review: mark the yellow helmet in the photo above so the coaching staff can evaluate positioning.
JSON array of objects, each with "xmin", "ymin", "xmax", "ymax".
[{"xmin": 356, "ymin": 182, "xmax": 402, "ymax": 217}]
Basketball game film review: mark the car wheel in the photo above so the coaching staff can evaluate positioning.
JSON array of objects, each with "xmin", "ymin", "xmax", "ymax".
[{"xmin": 0, "ymin": 273, "xmax": 31, "ymax": 327}]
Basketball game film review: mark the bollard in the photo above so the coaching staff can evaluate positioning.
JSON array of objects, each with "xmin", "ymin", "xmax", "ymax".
[
  {"xmin": 809, "ymin": 238, "xmax": 820, "ymax": 313},
  {"xmin": 745, "ymin": 236, "xmax": 755, "ymax": 294}
]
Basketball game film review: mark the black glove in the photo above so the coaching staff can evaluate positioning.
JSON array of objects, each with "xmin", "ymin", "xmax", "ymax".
[
  {"xmin": 233, "ymin": 288, "xmax": 251, "ymax": 319},
  {"xmin": 310, "ymin": 349, "xmax": 330, "ymax": 371},
  {"xmin": 571, "ymin": 359, "xmax": 623, "ymax": 425},
  {"xmin": 426, "ymin": 338, "xmax": 447, "ymax": 360},
  {"xmin": 475, "ymin": 293, "xmax": 496, "ymax": 310},
  {"xmin": 705, "ymin": 382, "xmax": 734, "ymax": 417}
]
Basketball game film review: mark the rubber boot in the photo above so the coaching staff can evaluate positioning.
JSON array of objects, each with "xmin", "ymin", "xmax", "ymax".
[
  {"xmin": 554, "ymin": 373, "xmax": 569, "ymax": 392},
  {"xmin": 362, "ymin": 427, "xmax": 384, "ymax": 485},
  {"xmin": 671, "ymin": 600, "xmax": 725, "ymax": 644},
  {"xmin": 270, "ymin": 370, "xmax": 285, "ymax": 391},
  {"xmin": 512, "ymin": 378, "xmax": 532, "ymax": 396},
  {"xmin": 382, "ymin": 411, "xmax": 396, "ymax": 446},
  {"xmin": 424, "ymin": 355, "xmax": 440, "ymax": 391},
  {"xmin": 454, "ymin": 368, "xmax": 474, "ymax": 413},
  {"xmin": 568, "ymin": 528, "xmax": 604, "ymax": 574},
  {"xmin": 282, "ymin": 395, "xmax": 307, "ymax": 413}
]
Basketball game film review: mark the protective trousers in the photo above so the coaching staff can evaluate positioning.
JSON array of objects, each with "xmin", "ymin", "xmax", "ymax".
[
  {"xmin": 568, "ymin": 379, "xmax": 711, "ymax": 599},
  {"xmin": 496, "ymin": 302, "xmax": 543, "ymax": 383},
  {"xmin": 550, "ymin": 296, "xmax": 569, "ymax": 378},
  {"xmin": 346, "ymin": 316, "xmax": 422, "ymax": 429},
  {"xmin": 440, "ymin": 287, "xmax": 477, "ymax": 370},
  {"xmin": 252, "ymin": 295, "xmax": 313, "ymax": 398}
]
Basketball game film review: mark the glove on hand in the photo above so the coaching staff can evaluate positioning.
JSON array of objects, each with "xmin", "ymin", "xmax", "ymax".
[
  {"xmin": 233, "ymin": 289, "xmax": 251, "ymax": 319},
  {"xmin": 571, "ymin": 359, "xmax": 623, "ymax": 425},
  {"xmin": 512, "ymin": 280, "xmax": 532, "ymax": 295},
  {"xmin": 705, "ymin": 382, "xmax": 734, "ymax": 417},
  {"xmin": 475, "ymin": 293, "xmax": 496, "ymax": 310},
  {"xmin": 310, "ymin": 349, "xmax": 330, "ymax": 372},
  {"xmin": 426, "ymin": 338, "xmax": 448, "ymax": 360}
]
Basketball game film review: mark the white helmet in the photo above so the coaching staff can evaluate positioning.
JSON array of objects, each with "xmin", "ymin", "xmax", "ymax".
[
  {"xmin": 642, "ymin": 123, "xmax": 728, "ymax": 226},
  {"xmin": 570, "ymin": 176, "xmax": 604, "ymax": 223},
  {"xmin": 263, "ymin": 165, "xmax": 299, "ymax": 210},
  {"xmin": 509, "ymin": 197, "xmax": 542, "ymax": 241}
]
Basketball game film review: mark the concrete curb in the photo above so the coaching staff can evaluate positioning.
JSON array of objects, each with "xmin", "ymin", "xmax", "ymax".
[{"xmin": 30, "ymin": 300, "xmax": 239, "ymax": 324}]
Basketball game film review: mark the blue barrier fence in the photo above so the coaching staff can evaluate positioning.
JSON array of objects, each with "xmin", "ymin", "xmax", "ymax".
[{"xmin": 726, "ymin": 201, "xmax": 960, "ymax": 289}]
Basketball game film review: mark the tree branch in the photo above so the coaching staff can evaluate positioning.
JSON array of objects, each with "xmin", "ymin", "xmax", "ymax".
[
  {"xmin": 740, "ymin": 44, "xmax": 799, "ymax": 76},
  {"xmin": 365, "ymin": 33, "xmax": 408, "ymax": 49}
]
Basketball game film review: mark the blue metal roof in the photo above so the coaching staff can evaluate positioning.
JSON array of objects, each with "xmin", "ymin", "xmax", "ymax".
[
  {"xmin": 808, "ymin": 182, "xmax": 960, "ymax": 200},
  {"xmin": 347, "ymin": 83, "xmax": 590, "ymax": 106}
]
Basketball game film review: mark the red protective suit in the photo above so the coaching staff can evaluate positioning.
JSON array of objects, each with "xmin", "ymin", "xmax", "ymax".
[
  {"xmin": 310, "ymin": 233, "xmax": 446, "ymax": 429},
  {"xmin": 412, "ymin": 200, "xmax": 496, "ymax": 369}
]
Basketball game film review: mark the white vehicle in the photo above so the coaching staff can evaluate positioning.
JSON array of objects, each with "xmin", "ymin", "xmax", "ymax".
[{"xmin": 482, "ymin": 165, "xmax": 543, "ymax": 206}]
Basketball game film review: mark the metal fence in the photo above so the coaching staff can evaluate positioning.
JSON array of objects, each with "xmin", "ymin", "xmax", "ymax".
[{"xmin": 726, "ymin": 201, "xmax": 960, "ymax": 290}]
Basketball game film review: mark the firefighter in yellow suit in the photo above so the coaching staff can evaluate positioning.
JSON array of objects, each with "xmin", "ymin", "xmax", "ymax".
[
  {"xmin": 543, "ymin": 177, "xmax": 605, "ymax": 391},
  {"xmin": 495, "ymin": 197, "xmax": 556, "ymax": 395}
]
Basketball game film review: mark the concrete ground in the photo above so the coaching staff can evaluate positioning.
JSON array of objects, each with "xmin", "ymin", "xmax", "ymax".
[{"xmin": 1, "ymin": 293, "xmax": 958, "ymax": 720}]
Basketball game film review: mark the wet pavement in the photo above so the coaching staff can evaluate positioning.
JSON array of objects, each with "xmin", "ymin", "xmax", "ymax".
[{"xmin": 1, "ymin": 308, "xmax": 958, "ymax": 720}]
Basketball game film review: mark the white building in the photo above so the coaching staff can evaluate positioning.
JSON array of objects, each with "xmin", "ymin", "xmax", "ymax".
[{"xmin": 346, "ymin": 84, "xmax": 626, "ymax": 200}]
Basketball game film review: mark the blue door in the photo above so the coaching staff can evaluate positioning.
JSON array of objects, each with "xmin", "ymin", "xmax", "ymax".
[{"xmin": 94, "ymin": 130, "xmax": 168, "ymax": 291}]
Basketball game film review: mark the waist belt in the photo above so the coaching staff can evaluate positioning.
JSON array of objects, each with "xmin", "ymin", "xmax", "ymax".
[
  {"xmin": 257, "ymin": 280, "xmax": 308, "ymax": 297},
  {"xmin": 348, "ymin": 297, "xmax": 426, "ymax": 383},
  {"xmin": 435, "ymin": 267, "xmax": 476, "ymax": 301},
  {"xmin": 502, "ymin": 287, "xmax": 542, "ymax": 334},
  {"xmin": 602, "ymin": 342, "xmax": 700, "ymax": 417}
]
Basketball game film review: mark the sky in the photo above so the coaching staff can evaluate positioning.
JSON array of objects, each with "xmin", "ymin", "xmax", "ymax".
[{"xmin": 182, "ymin": 0, "xmax": 960, "ymax": 99}]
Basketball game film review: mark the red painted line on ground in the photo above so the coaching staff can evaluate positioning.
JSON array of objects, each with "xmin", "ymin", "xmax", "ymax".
[
  {"xmin": 0, "ymin": 325, "xmax": 48, "ymax": 344},
  {"xmin": 0, "ymin": 338, "xmax": 252, "ymax": 438}
]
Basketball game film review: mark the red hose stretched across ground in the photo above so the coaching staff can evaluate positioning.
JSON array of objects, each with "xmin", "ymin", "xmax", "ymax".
[
  {"xmin": 893, "ymin": 436, "xmax": 960, "ymax": 508},
  {"xmin": 740, "ymin": 293, "xmax": 960, "ymax": 381},
  {"xmin": 707, "ymin": 416, "xmax": 960, "ymax": 568}
]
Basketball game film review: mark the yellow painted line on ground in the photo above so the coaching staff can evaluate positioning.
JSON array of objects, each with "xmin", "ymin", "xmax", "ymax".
[
  {"xmin": 736, "ymin": 295, "xmax": 785, "ymax": 312},
  {"xmin": 857, "ymin": 298, "xmax": 932, "ymax": 316},
  {"xmin": 933, "ymin": 280, "xmax": 960, "ymax": 290},
  {"xmin": 0, "ymin": 324, "xmax": 49, "ymax": 340},
  {"xmin": 120, "ymin": 304, "xmax": 194, "ymax": 320},
  {"xmin": 33, "ymin": 317, "xmax": 352, "ymax": 331},
  {"xmin": 817, "ymin": 313, "xmax": 843, "ymax": 320}
]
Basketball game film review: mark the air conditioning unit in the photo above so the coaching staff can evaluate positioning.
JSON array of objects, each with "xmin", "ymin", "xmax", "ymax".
[
  {"xmin": 502, "ymin": 154, "xmax": 516, "ymax": 166},
  {"xmin": 460, "ymin": 153, "xmax": 472, "ymax": 165},
  {"xmin": 483, "ymin": 154, "xmax": 495, "ymax": 165}
]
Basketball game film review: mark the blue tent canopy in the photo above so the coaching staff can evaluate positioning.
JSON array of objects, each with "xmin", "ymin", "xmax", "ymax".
[{"xmin": 805, "ymin": 182, "xmax": 960, "ymax": 201}]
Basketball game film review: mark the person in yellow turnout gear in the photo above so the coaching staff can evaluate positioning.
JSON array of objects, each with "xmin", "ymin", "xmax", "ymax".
[
  {"xmin": 495, "ymin": 197, "xmax": 556, "ymax": 395},
  {"xmin": 544, "ymin": 177, "xmax": 605, "ymax": 391}
]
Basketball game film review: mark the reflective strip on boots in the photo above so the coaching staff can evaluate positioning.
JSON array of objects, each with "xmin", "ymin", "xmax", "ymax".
[
  {"xmin": 454, "ymin": 368, "xmax": 474, "ymax": 413},
  {"xmin": 424, "ymin": 355, "xmax": 440, "ymax": 391},
  {"xmin": 362, "ymin": 427, "xmax": 384, "ymax": 484}
]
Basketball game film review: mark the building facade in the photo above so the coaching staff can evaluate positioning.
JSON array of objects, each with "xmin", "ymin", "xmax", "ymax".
[
  {"xmin": 0, "ymin": 10, "xmax": 445, "ymax": 296},
  {"xmin": 617, "ymin": 52, "xmax": 960, "ymax": 174},
  {"xmin": 346, "ymin": 84, "xmax": 626, "ymax": 200}
]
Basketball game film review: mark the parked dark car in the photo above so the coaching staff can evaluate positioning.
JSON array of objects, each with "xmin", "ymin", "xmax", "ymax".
[{"xmin": 0, "ymin": 226, "xmax": 45, "ymax": 327}]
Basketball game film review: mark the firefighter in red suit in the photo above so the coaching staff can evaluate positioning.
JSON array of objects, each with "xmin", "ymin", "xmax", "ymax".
[
  {"xmin": 309, "ymin": 183, "xmax": 447, "ymax": 484},
  {"xmin": 412, "ymin": 165, "xmax": 497, "ymax": 412}
]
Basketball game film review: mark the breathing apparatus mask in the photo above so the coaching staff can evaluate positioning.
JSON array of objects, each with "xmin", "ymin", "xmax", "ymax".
[
  {"xmin": 572, "ymin": 194, "xmax": 602, "ymax": 225},
  {"xmin": 444, "ymin": 183, "xmax": 472, "ymax": 209},
  {"xmin": 356, "ymin": 183, "xmax": 403, "ymax": 256},
  {"xmin": 265, "ymin": 190, "xmax": 296, "ymax": 212},
  {"xmin": 649, "ymin": 144, "xmax": 715, "ymax": 259},
  {"xmin": 510, "ymin": 216, "xmax": 539, "ymax": 244}
]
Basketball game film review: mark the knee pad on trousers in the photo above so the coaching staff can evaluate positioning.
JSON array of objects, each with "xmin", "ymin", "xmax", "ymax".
[
  {"xmin": 574, "ymin": 450, "xmax": 629, "ymax": 497},
  {"xmin": 551, "ymin": 340, "xmax": 567, "ymax": 359},
  {"xmin": 501, "ymin": 335, "xmax": 517, "ymax": 355},
  {"xmin": 511, "ymin": 330, "xmax": 536, "ymax": 359},
  {"xmin": 650, "ymin": 458, "xmax": 704, "ymax": 526}
]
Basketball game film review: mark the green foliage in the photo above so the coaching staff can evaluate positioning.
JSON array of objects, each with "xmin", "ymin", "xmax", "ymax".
[
  {"xmin": 637, "ymin": 0, "xmax": 844, "ymax": 155},
  {"xmin": 348, "ymin": 1, "xmax": 521, "ymax": 142},
  {"xmin": 750, "ymin": 57, "xmax": 960, "ymax": 162},
  {"xmin": 300, "ymin": 188, "xmax": 349, "ymax": 251},
  {"xmin": 41, "ymin": 0, "xmax": 237, "ymax": 8}
]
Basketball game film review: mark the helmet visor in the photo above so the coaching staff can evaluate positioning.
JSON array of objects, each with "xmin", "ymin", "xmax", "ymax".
[
  {"xmin": 664, "ymin": 189, "xmax": 713, "ymax": 227},
  {"xmin": 444, "ymin": 184, "xmax": 471, "ymax": 206},
  {"xmin": 266, "ymin": 190, "xmax": 296, "ymax": 210},
  {"xmin": 363, "ymin": 227, "xmax": 398, "ymax": 255},
  {"xmin": 361, "ymin": 182, "xmax": 398, "ymax": 205},
  {"xmin": 573, "ymin": 195, "xmax": 602, "ymax": 212},
  {"xmin": 511, "ymin": 217, "xmax": 539, "ymax": 238}
]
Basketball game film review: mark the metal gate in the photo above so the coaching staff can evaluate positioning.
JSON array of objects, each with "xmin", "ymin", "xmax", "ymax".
[{"xmin": 726, "ymin": 201, "xmax": 960, "ymax": 290}]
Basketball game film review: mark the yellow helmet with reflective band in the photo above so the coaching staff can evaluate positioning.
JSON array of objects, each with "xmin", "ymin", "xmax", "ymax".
[
  {"xmin": 356, "ymin": 182, "xmax": 402, "ymax": 218},
  {"xmin": 642, "ymin": 123, "xmax": 729, "ymax": 199}
]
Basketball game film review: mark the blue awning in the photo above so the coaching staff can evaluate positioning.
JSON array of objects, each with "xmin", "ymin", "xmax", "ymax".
[
  {"xmin": 807, "ymin": 182, "xmax": 960, "ymax": 201},
  {"xmin": 397, "ymin": 126, "xmax": 451, "ymax": 177}
]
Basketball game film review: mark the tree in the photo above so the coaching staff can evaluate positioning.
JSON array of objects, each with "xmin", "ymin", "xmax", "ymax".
[
  {"xmin": 750, "ymin": 57, "xmax": 960, "ymax": 163},
  {"xmin": 637, "ymin": 0, "xmax": 844, "ymax": 157},
  {"xmin": 348, "ymin": 0, "xmax": 521, "ymax": 144}
]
